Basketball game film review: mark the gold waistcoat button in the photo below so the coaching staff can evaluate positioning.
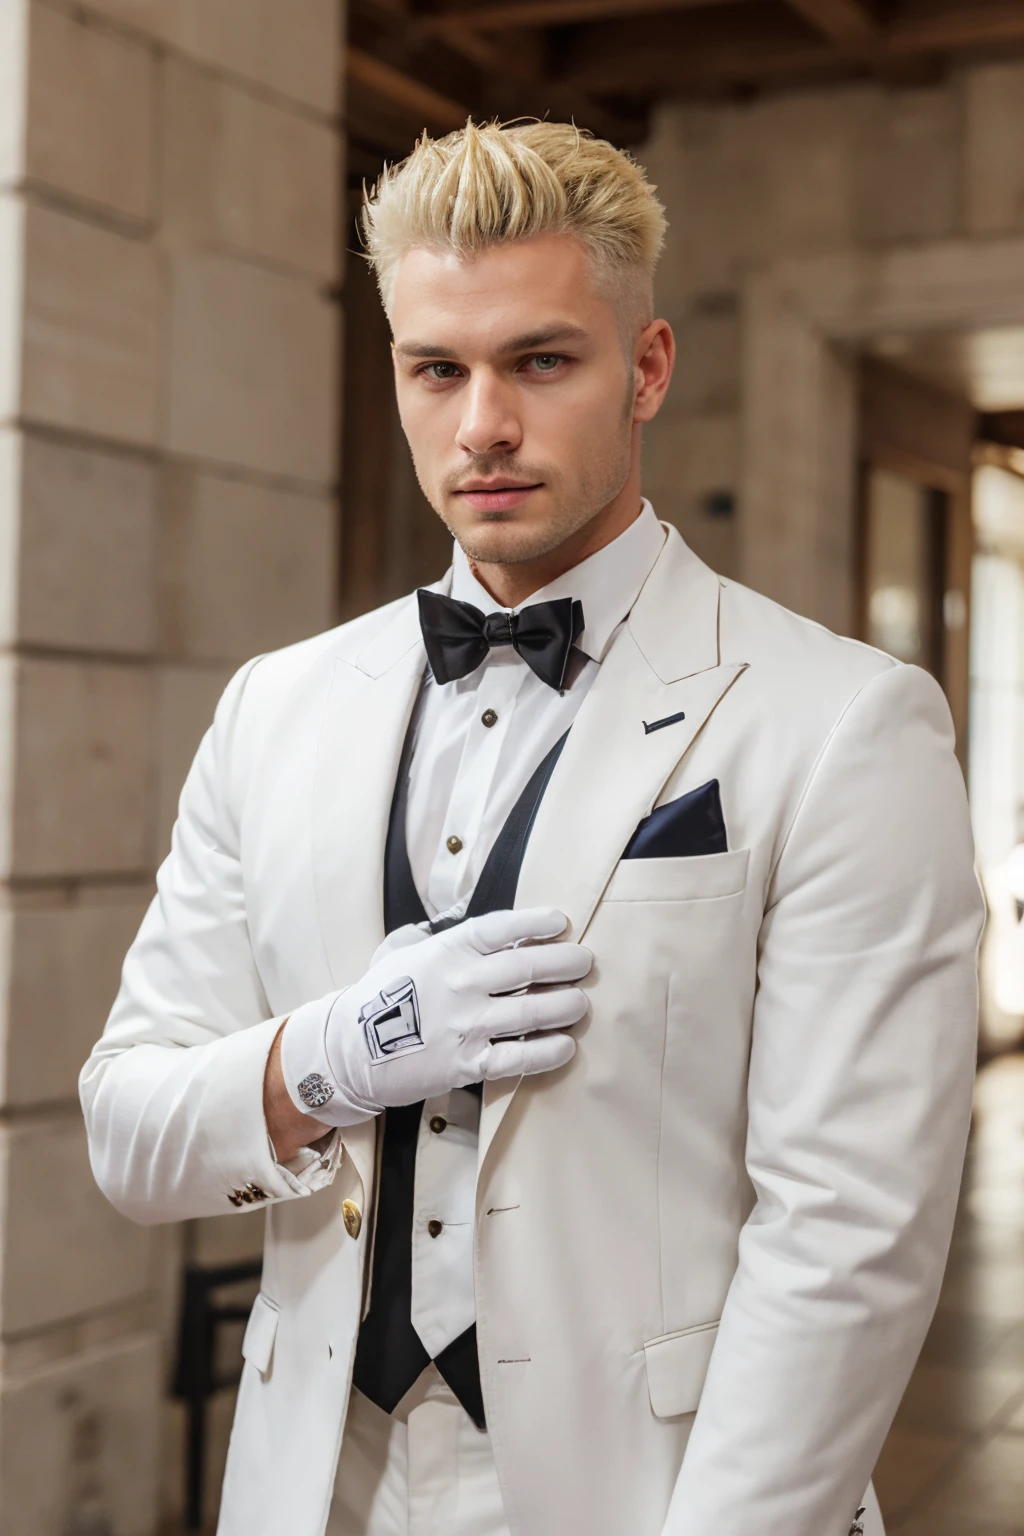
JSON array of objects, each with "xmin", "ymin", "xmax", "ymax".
[{"xmin": 342, "ymin": 1199, "xmax": 362, "ymax": 1239}]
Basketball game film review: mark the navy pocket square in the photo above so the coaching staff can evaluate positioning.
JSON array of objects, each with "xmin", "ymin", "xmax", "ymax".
[{"xmin": 623, "ymin": 779, "xmax": 727, "ymax": 860}]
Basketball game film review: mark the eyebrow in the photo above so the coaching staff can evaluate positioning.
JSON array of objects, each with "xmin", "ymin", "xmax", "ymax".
[{"xmin": 393, "ymin": 323, "xmax": 589, "ymax": 361}]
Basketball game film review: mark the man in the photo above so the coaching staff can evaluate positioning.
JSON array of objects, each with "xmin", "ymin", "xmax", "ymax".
[{"xmin": 81, "ymin": 121, "xmax": 983, "ymax": 1536}]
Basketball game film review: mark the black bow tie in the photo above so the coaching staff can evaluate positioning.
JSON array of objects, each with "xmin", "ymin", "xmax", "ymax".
[{"xmin": 417, "ymin": 589, "xmax": 586, "ymax": 692}]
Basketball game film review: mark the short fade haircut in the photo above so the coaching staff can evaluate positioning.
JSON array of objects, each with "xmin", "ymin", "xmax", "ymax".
[{"xmin": 361, "ymin": 119, "xmax": 667, "ymax": 332}]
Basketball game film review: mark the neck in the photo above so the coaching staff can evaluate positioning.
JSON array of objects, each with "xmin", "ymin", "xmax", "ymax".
[{"xmin": 467, "ymin": 465, "xmax": 644, "ymax": 610}]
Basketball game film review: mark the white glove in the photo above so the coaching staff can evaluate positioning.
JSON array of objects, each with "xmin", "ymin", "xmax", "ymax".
[{"xmin": 280, "ymin": 907, "xmax": 590, "ymax": 1127}]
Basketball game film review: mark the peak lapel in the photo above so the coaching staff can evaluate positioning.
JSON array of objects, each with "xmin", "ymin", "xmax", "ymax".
[
  {"xmin": 312, "ymin": 596, "xmax": 426, "ymax": 987},
  {"xmin": 479, "ymin": 529, "xmax": 748, "ymax": 1168},
  {"xmin": 518, "ymin": 527, "xmax": 745, "ymax": 940},
  {"xmin": 311, "ymin": 596, "xmax": 426, "ymax": 1198}
]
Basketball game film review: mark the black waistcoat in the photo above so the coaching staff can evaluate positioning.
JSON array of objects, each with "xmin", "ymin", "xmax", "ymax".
[{"xmin": 351, "ymin": 724, "xmax": 569, "ymax": 1429}]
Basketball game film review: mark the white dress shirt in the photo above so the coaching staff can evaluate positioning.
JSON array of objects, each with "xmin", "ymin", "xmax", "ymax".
[{"xmin": 404, "ymin": 501, "xmax": 666, "ymax": 1368}]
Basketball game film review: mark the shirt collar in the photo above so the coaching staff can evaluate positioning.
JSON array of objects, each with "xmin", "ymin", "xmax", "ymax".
[{"xmin": 449, "ymin": 499, "xmax": 666, "ymax": 664}]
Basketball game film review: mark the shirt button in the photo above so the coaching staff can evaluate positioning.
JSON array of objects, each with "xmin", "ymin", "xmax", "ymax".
[
  {"xmin": 342, "ymin": 1199, "xmax": 363, "ymax": 1239},
  {"xmin": 427, "ymin": 1219, "xmax": 444, "ymax": 1238},
  {"xmin": 481, "ymin": 708, "xmax": 498, "ymax": 728},
  {"xmin": 446, "ymin": 835, "xmax": 463, "ymax": 855},
  {"xmin": 429, "ymin": 1116, "xmax": 447, "ymax": 1134}
]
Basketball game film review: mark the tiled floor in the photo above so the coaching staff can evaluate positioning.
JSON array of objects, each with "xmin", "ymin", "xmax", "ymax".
[{"xmin": 874, "ymin": 1054, "xmax": 1024, "ymax": 1535}]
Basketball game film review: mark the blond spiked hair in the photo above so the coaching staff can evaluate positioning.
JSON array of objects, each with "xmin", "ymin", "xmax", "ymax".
[{"xmin": 362, "ymin": 120, "xmax": 667, "ymax": 327}]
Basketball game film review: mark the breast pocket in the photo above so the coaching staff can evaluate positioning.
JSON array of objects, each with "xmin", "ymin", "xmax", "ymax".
[{"xmin": 603, "ymin": 847, "xmax": 749, "ymax": 903}]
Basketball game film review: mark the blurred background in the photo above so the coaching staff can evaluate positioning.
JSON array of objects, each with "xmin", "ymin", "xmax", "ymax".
[{"xmin": 1, "ymin": 0, "xmax": 1023, "ymax": 1531}]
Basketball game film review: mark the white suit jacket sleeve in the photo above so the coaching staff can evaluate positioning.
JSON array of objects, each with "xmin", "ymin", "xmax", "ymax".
[
  {"xmin": 79, "ymin": 660, "xmax": 339, "ymax": 1225},
  {"xmin": 663, "ymin": 663, "xmax": 984, "ymax": 1536}
]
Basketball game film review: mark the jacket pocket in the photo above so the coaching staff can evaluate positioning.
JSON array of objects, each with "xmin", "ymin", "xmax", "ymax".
[
  {"xmin": 604, "ymin": 848, "xmax": 749, "ymax": 903},
  {"xmin": 644, "ymin": 1320, "xmax": 720, "ymax": 1417},
  {"xmin": 241, "ymin": 1291, "xmax": 280, "ymax": 1378}
]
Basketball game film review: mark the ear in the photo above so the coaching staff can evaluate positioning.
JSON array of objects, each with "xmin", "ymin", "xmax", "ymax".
[{"xmin": 632, "ymin": 320, "xmax": 675, "ymax": 425}]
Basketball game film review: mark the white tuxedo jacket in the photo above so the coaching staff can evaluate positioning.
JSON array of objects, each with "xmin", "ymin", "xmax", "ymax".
[{"xmin": 81, "ymin": 527, "xmax": 983, "ymax": 1536}]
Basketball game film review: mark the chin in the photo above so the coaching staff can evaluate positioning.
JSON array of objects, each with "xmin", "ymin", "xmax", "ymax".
[{"xmin": 455, "ymin": 523, "xmax": 557, "ymax": 567}]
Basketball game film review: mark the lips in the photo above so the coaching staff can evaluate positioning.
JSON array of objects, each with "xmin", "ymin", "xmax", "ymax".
[{"xmin": 454, "ymin": 482, "xmax": 542, "ymax": 512}]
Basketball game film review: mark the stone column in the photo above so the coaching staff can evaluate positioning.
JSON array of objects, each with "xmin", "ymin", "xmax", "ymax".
[{"xmin": 0, "ymin": 2, "xmax": 342, "ymax": 1530}]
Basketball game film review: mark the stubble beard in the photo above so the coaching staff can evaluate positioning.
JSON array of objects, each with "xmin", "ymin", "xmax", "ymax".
[{"xmin": 418, "ymin": 425, "xmax": 634, "ymax": 570}]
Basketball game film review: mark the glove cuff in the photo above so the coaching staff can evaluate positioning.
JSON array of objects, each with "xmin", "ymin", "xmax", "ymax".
[{"xmin": 280, "ymin": 992, "xmax": 375, "ymax": 1128}]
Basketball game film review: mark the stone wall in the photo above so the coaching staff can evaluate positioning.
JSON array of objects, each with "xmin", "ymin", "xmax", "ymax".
[
  {"xmin": 0, "ymin": 2, "xmax": 343, "ymax": 1530},
  {"xmin": 640, "ymin": 62, "xmax": 1024, "ymax": 607}
]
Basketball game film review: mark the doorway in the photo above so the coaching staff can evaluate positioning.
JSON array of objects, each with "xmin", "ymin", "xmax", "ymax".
[
  {"xmin": 857, "ymin": 355, "xmax": 973, "ymax": 756},
  {"xmin": 858, "ymin": 338, "xmax": 1024, "ymax": 1054}
]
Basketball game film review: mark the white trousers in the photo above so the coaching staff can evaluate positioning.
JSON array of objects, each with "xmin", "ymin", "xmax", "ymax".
[
  {"xmin": 326, "ymin": 1370, "xmax": 511, "ymax": 1536},
  {"xmin": 326, "ymin": 1371, "xmax": 887, "ymax": 1536}
]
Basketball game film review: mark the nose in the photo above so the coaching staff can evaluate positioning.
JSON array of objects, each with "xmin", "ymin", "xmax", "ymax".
[{"xmin": 455, "ymin": 370, "xmax": 522, "ymax": 457}]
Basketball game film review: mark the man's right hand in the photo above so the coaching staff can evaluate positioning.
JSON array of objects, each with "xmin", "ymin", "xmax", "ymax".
[{"xmin": 278, "ymin": 907, "xmax": 590, "ymax": 1131}]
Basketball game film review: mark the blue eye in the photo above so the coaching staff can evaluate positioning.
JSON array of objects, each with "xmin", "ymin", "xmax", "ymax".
[{"xmin": 533, "ymin": 354, "xmax": 561, "ymax": 371}]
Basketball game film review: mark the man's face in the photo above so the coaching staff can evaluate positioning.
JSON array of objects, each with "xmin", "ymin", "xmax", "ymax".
[{"xmin": 389, "ymin": 233, "xmax": 639, "ymax": 568}]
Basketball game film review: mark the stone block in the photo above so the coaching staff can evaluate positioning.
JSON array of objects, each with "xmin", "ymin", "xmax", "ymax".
[
  {"xmin": 0, "ymin": 885, "xmax": 150, "ymax": 1109},
  {"xmin": 0, "ymin": 429, "xmax": 17, "ymax": 646},
  {"xmin": 646, "ymin": 90, "xmax": 861, "ymax": 295},
  {"xmin": 652, "ymin": 483, "xmax": 737, "ymax": 583},
  {"xmin": 0, "ymin": 658, "xmax": 13, "ymax": 883},
  {"xmin": 165, "ymin": 0, "xmax": 340, "ymax": 114},
  {"xmin": 166, "ymin": 251, "xmax": 336, "ymax": 481},
  {"xmin": 159, "ymin": 465, "xmax": 335, "ymax": 663},
  {"xmin": 156, "ymin": 663, "xmax": 233, "ymax": 855},
  {"xmin": 21, "ymin": 202, "xmax": 162, "ymax": 444},
  {"xmin": 0, "ymin": 1333, "xmax": 161, "ymax": 1536},
  {"xmin": 965, "ymin": 62, "xmax": 1024, "ymax": 235},
  {"xmin": 645, "ymin": 409, "xmax": 739, "ymax": 508},
  {"xmin": 0, "ymin": 0, "xmax": 28, "ymax": 185},
  {"xmin": 76, "ymin": 0, "xmax": 171, "ymax": 38},
  {"xmin": 0, "ymin": 197, "xmax": 25, "ymax": 425},
  {"xmin": 25, "ymin": 4, "xmax": 154, "ymax": 221},
  {"xmin": 5, "ymin": 656, "xmax": 156, "ymax": 880},
  {"xmin": 0, "ymin": 661, "xmax": 12, "ymax": 880},
  {"xmin": 852, "ymin": 85, "xmax": 960, "ymax": 247},
  {"xmin": 754, "ymin": 92, "xmax": 860, "ymax": 256},
  {"xmin": 670, "ymin": 299, "xmax": 741, "ymax": 415},
  {"xmin": 11, "ymin": 432, "xmax": 157, "ymax": 653},
  {"xmin": 161, "ymin": 56, "xmax": 339, "ymax": 279},
  {"xmin": 0, "ymin": 1119, "xmax": 152, "ymax": 1334}
]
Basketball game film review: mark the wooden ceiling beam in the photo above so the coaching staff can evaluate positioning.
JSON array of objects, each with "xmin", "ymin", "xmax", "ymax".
[
  {"xmin": 888, "ymin": 1, "xmax": 1024, "ymax": 53},
  {"xmin": 562, "ymin": 3, "xmax": 838, "ymax": 93},
  {"xmin": 346, "ymin": 46, "xmax": 469, "ymax": 133},
  {"xmin": 354, "ymin": 0, "xmax": 501, "ymax": 77},
  {"xmin": 782, "ymin": 0, "xmax": 882, "ymax": 54},
  {"xmin": 564, "ymin": 37, "xmax": 839, "ymax": 93},
  {"xmin": 418, "ymin": 0, "xmax": 743, "ymax": 34},
  {"xmin": 353, "ymin": 0, "xmax": 644, "ymax": 142},
  {"xmin": 345, "ymin": 39, "xmax": 640, "ymax": 151}
]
